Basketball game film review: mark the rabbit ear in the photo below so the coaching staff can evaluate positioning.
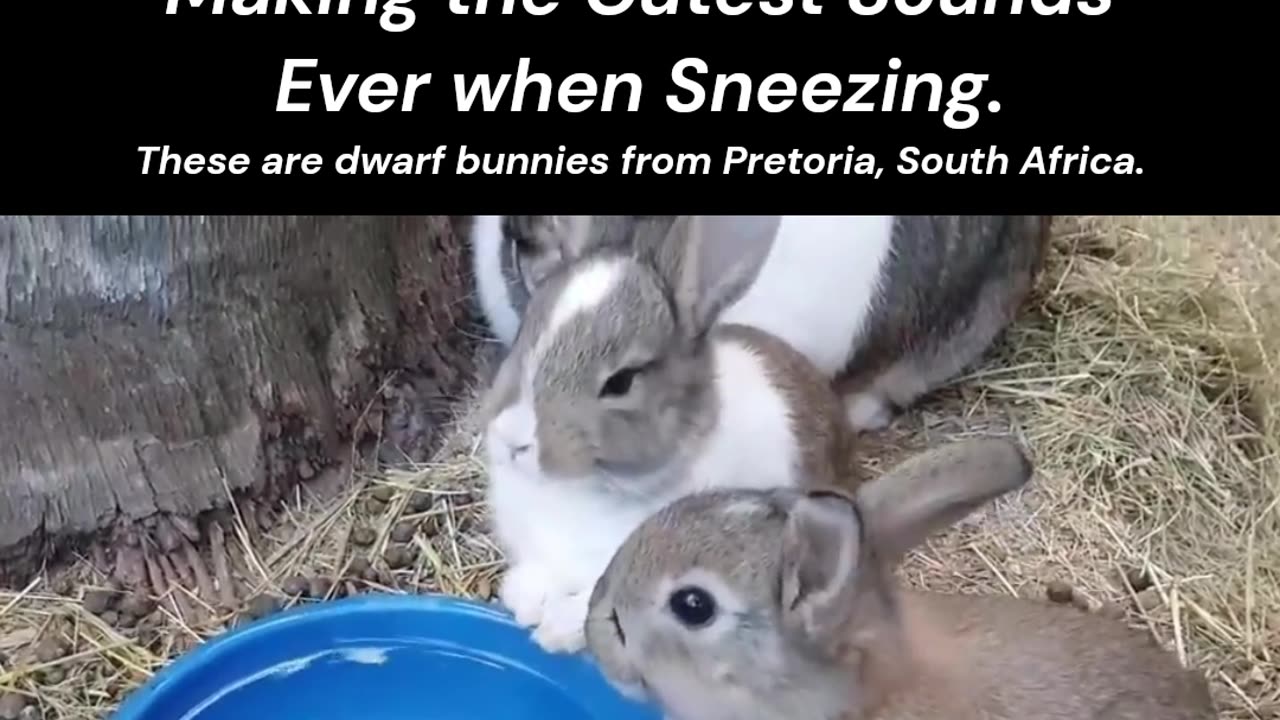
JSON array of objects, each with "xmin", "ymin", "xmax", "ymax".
[
  {"xmin": 780, "ymin": 488, "xmax": 864, "ymax": 650},
  {"xmin": 503, "ymin": 215, "xmax": 595, "ymax": 270},
  {"xmin": 507, "ymin": 215, "xmax": 653, "ymax": 296},
  {"xmin": 855, "ymin": 438, "xmax": 1033, "ymax": 566},
  {"xmin": 669, "ymin": 215, "xmax": 779, "ymax": 339},
  {"xmin": 549, "ymin": 215, "xmax": 606, "ymax": 260}
]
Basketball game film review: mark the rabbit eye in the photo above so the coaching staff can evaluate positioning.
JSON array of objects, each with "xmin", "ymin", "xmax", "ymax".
[
  {"xmin": 600, "ymin": 367, "xmax": 640, "ymax": 397},
  {"xmin": 668, "ymin": 586, "xmax": 716, "ymax": 628}
]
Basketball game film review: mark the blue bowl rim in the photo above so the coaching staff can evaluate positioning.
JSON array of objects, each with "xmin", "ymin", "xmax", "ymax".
[{"xmin": 109, "ymin": 592, "xmax": 644, "ymax": 719}]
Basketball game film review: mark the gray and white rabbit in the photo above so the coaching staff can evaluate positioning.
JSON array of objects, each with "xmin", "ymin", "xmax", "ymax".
[
  {"xmin": 470, "ymin": 215, "xmax": 1050, "ymax": 431},
  {"xmin": 478, "ymin": 215, "xmax": 860, "ymax": 654},
  {"xmin": 585, "ymin": 438, "xmax": 1218, "ymax": 720}
]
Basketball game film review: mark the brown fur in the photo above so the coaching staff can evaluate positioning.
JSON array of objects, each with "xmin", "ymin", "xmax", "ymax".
[
  {"xmin": 835, "ymin": 215, "xmax": 1052, "ymax": 426},
  {"xmin": 853, "ymin": 592, "xmax": 1217, "ymax": 719},
  {"xmin": 480, "ymin": 215, "xmax": 1053, "ymax": 431},
  {"xmin": 586, "ymin": 439, "xmax": 1217, "ymax": 720},
  {"xmin": 715, "ymin": 323, "xmax": 861, "ymax": 491},
  {"xmin": 480, "ymin": 218, "xmax": 842, "ymax": 489}
]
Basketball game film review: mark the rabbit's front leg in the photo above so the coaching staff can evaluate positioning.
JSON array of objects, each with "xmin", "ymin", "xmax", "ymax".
[
  {"xmin": 531, "ymin": 584, "xmax": 592, "ymax": 653},
  {"xmin": 499, "ymin": 560, "xmax": 555, "ymax": 629},
  {"xmin": 501, "ymin": 560, "xmax": 591, "ymax": 653},
  {"xmin": 845, "ymin": 391, "xmax": 895, "ymax": 431}
]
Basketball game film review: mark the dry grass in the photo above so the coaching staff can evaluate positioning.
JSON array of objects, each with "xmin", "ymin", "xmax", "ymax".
[
  {"xmin": 0, "ymin": 436, "xmax": 505, "ymax": 720},
  {"xmin": 0, "ymin": 215, "xmax": 1276, "ymax": 719},
  {"xmin": 878, "ymin": 216, "xmax": 1280, "ymax": 718}
]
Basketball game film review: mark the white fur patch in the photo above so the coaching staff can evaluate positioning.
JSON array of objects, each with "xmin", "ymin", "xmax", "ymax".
[
  {"xmin": 542, "ymin": 255, "xmax": 625, "ymax": 345},
  {"xmin": 470, "ymin": 215, "xmax": 521, "ymax": 346},
  {"xmin": 845, "ymin": 391, "xmax": 894, "ymax": 431},
  {"xmin": 487, "ymin": 263, "xmax": 630, "ymax": 530},
  {"xmin": 486, "ymin": 453, "xmax": 671, "ymax": 653},
  {"xmin": 684, "ymin": 339, "xmax": 801, "ymax": 494},
  {"xmin": 485, "ymin": 255, "xmax": 627, "ymax": 479},
  {"xmin": 718, "ymin": 215, "xmax": 895, "ymax": 377},
  {"xmin": 564, "ymin": 215, "xmax": 593, "ymax": 253},
  {"xmin": 721, "ymin": 498, "xmax": 769, "ymax": 517},
  {"xmin": 487, "ymin": 454, "xmax": 667, "ymax": 582},
  {"xmin": 488, "ymin": 398, "xmax": 539, "ymax": 475},
  {"xmin": 481, "ymin": 257, "xmax": 642, "ymax": 653}
]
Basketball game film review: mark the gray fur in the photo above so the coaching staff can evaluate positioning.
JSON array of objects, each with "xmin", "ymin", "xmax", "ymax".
[
  {"xmin": 586, "ymin": 438, "xmax": 1217, "ymax": 720},
  {"xmin": 586, "ymin": 489, "xmax": 848, "ymax": 720},
  {"xmin": 535, "ymin": 251, "xmax": 714, "ymax": 480},
  {"xmin": 478, "ymin": 218, "xmax": 856, "ymax": 495},
  {"xmin": 501, "ymin": 215, "xmax": 674, "ymax": 291},
  {"xmin": 835, "ymin": 215, "xmax": 1050, "ymax": 421},
  {"xmin": 497, "ymin": 222, "xmax": 532, "ymax": 317},
  {"xmin": 473, "ymin": 215, "xmax": 1050, "ymax": 429},
  {"xmin": 671, "ymin": 215, "xmax": 779, "ymax": 339},
  {"xmin": 478, "ymin": 236, "xmax": 720, "ymax": 485}
]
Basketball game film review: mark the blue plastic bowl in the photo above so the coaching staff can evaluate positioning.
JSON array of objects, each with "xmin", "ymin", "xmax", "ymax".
[{"xmin": 111, "ymin": 593, "xmax": 661, "ymax": 720}]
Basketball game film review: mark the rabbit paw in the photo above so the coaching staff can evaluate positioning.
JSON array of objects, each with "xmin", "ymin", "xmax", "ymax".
[
  {"xmin": 499, "ymin": 562, "xmax": 553, "ymax": 628},
  {"xmin": 845, "ymin": 392, "xmax": 894, "ymax": 432},
  {"xmin": 531, "ymin": 588, "xmax": 591, "ymax": 654}
]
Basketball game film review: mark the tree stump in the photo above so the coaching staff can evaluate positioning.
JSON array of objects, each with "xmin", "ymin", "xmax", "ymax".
[{"xmin": 0, "ymin": 215, "xmax": 480, "ymax": 588}]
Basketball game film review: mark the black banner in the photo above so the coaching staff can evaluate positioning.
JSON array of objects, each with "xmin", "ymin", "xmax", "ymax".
[{"xmin": 3, "ymin": 1, "xmax": 1274, "ymax": 213}]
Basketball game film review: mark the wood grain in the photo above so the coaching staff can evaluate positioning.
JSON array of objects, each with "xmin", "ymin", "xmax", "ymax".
[{"xmin": 0, "ymin": 215, "xmax": 479, "ymax": 585}]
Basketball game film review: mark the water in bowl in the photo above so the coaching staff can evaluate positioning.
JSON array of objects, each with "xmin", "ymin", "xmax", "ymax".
[
  {"xmin": 112, "ymin": 595, "xmax": 659, "ymax": 720},
  {"xmin": 178, "ymin": 638, "xmax": 607, "ymax": 720}
]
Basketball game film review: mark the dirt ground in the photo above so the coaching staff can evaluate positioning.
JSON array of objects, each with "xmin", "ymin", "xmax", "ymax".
[{"xmin": 0, "ymin": 215, "xmax": 1276, "ymax": 719}]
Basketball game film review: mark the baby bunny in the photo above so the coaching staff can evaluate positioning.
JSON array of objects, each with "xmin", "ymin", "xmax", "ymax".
[
  {"xmin": 470, "ymin": 215, "xmax": 1051, "ymax": 432},
  {"xmin": 478, "ymin": 215, "xmax": 859, "ymax": 654},
  {"xmin": 584, "ymin": 437, "xmax": 1217, "ymax": 720}
]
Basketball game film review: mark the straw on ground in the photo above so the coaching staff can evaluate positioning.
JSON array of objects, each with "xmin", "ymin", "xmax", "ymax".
[{"xmin": 0, "ymin": 216, "xmax": 1275, "ymax": 720}]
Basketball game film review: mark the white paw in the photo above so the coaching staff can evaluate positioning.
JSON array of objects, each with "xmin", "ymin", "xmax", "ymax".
[
  {"xmin": 531, "ymin": 588, "xmax": 591, "ymax": 654},
  {"xmin": 499, "ymin": 562, "xmax": 553, "ymax": 628},
  {"xmin": 609, "ymin": 678, "xmax": 650, "ymax": 704},
  {"xmin": 845, "ymin": 392, "xmax": 894, "ymax": 432}
]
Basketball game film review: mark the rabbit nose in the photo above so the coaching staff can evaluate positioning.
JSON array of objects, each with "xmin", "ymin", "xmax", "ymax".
[{"xmin": 489, "ymin": 403, "xmax": 537, "ymax": 462}]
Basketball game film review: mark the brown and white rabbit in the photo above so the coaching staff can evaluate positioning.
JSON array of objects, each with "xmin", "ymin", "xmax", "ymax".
[
  {"xmin": 470, "ymin": 215, "xmax": 1051, "ymax": 432},
  {"xmin": 478, "ymin": 215, "xmax": 859, "ymax": 654},
  {"xmin": 585, "ymin": 438, "xmax": 1218, "ymax": 720}
]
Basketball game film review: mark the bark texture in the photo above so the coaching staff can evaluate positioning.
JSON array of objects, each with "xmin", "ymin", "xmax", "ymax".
[{"xmin": 0, "ymin": 216, "xmax": 478, "ymax": 586}]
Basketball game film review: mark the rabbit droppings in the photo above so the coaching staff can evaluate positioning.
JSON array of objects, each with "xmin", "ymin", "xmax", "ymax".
[
  {"xmin": 469, "ymin": 214, "xmax": 1050, "ymax": 432},
  {"xmin": 477, "ymin": 216, "xmax": 860, "ymax": 654},
  {"xmin": 585, "ymin": 438, "xmax": 1217, "ymax": 720}
]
